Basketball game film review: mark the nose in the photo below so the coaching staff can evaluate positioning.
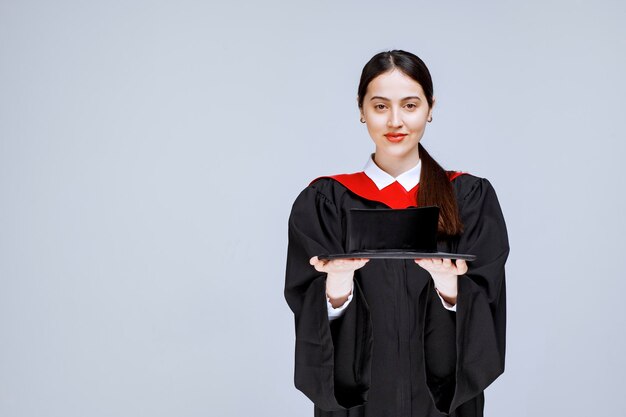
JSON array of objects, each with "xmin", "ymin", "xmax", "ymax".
[{"xmin": 387, "ymin": 108, "xmax": 403, "ymax": 128}]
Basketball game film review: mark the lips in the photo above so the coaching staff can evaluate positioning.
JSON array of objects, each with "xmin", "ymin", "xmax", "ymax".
[{"xmin": 384, "ymin": 133, "xmax": 407, "ymax": 143}]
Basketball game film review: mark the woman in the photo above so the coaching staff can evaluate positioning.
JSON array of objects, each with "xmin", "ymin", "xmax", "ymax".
[{"xmin": 284, "ymin": 50, "xmax": 509, "ymax": 417}]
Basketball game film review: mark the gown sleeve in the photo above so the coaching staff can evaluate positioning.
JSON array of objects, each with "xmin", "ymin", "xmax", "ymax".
[
  {"xmin": 284, "ymin": 182, "xmax": 373, "ymax": 411},
  {"xmin": 430, "ymin": 177, "xmax": 510, "ymax": 415}
]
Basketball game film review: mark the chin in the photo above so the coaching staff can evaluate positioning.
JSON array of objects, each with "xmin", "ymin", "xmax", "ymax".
[
  {"xmin": 377, "ymin": 147, "xmax": 415, "ymax": 161},
  {"xmin": 381, "ymin": 141, "xmax": 419, "ymax": 154}
]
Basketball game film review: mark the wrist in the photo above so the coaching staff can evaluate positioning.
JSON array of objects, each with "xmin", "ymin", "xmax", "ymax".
[
  {"xmin": 432, "ymin": 275, "xmax": 458, "ymax": 300},
  {"xmin": 435, "ymin": 286, "xmax": 457, "ymax": 306},
  {"xmin": 326, "ymin": 272, "xmax": 354, "ymax": 300}
]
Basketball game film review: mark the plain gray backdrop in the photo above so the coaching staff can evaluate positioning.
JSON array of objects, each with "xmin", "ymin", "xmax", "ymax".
[{"xmin": 1, "ymin": 1, "xmax": 625, "ymax": 416}]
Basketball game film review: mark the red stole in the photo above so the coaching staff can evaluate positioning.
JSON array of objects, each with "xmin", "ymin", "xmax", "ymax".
[{"xmin": 311, "ymin": 171, "xmax": 467, "ymax": 209}]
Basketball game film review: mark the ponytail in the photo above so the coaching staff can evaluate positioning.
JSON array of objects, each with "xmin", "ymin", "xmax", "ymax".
[{"xmin": 417, "ymin": 143, "xmax": 463, "ymax": 236}]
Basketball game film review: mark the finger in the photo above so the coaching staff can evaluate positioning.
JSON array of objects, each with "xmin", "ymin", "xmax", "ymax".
[
  {"xmin": 442, "ymin": 258, "xmax": 452, "ymax": 269},
  {"xmin": 354, "ymin": 258, "xmax": 366, "ymax": 264},
  {"xmin": 311, "ymin": 256, "xmax": 333, "ymax": 272},
  {"xmin": 347, "ymin": 258, "xmax": 368, "ymax": 267},
  {"xmin": 415, "ymin": 258, "xmax": 431, "ymax": 269},
  {"xmin": 313, "ymin": 262, "xmax": 326, "ymax": 272},
  {"xmin": 332, "ymin": 259, "xmax": 347, "ymax": 269},
  {"xmin": 456, "ymin": 259, "xmax": 468, "ymax": 275}
]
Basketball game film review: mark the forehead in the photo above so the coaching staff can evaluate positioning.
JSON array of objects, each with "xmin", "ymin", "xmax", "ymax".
[{"xmin": 365, "ymin": 69, "xmax": 425, "ymax": 98}]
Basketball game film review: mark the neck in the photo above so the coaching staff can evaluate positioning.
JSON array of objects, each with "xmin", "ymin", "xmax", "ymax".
[{"xmin": 373, "ymin": 148, "xmax": 421, "ymax": 178}]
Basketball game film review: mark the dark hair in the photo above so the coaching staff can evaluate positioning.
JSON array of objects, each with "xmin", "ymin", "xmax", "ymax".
[{"xmin": 357, "ymin": 50, "xmax": 463, "ymax": 236}]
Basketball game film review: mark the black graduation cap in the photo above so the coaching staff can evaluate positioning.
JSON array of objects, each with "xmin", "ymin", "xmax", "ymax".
[{"xmin": 317, "ymin": 206, "xmax": 476, "ymax": 261}]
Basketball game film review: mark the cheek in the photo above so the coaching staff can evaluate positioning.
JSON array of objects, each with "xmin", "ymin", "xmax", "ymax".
[
  {"xmin": 406, "ymin": 114, "xmax": 428, "ymax": 130},
  {"xmin": 366, "ymin": 124, "xmax": 382, "ymax": 140},
  {"xmin": 365, "ymin": 114, "xmax": 387, "ymax": 130}
]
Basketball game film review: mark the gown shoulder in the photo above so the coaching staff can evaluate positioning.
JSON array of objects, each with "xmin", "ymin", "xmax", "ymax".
[
  {"xmin": 294, "ymin": 175, "xmax": 355, "ymax": 210},
  {"xmin": 449, "ymin": 173, "xmax": 502, "ymax": 208},
  {"xmin": 449, "ymin": 171, "xmax": 481, "ymax": 193}
]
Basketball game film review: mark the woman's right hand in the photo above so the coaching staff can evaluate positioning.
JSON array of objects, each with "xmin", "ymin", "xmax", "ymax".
[
  {"xmin": 309, "ymin": 256, "xmax": 370, "ymax": 307},
  {"xmin": 309, "ymin": 256, "xmax": 370, "ymax": 275}
]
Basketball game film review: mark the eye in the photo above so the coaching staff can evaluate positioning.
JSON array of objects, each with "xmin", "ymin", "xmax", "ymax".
[
  {"xmin": 405, "ymin": 103, "xmax": 417, "ymax": 110},
  {"xmin": 374, "ymin": 104, "xmax": 387, "ymax": 110}
]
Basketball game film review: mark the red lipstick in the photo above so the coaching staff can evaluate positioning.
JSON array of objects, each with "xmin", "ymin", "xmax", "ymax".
[{"xmin": 384, "ymin": 133, "xmax": 407, "ymax": 143}]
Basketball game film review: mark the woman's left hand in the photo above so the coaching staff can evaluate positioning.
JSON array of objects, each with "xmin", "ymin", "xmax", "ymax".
[{"xmin": 414, "ymin": 258, "xmax": 468, "ymax": 305}]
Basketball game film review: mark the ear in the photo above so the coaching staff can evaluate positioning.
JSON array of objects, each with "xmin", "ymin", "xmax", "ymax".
[{"xmin": 429, "ymin": 96, "xmax": 436, "ymax": 118}]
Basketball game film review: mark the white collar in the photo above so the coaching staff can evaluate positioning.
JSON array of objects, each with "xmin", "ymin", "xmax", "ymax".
[{"xmin": 363, "ymin": 154, "xmax": 421, "ymax": 191}]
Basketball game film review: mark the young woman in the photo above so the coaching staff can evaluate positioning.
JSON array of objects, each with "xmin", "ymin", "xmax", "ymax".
[{"xmin": 284, "ymin": 50, "xmax": 509, "ymax": 417}]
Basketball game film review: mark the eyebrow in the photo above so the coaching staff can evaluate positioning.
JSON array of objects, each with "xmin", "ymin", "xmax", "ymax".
[{"xmin": 370, "ymin": 96, "xmax": 422, "ymax": 101}]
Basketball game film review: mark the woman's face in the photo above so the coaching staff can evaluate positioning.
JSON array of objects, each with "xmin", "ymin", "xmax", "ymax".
[{"xmin": 360, "ymin": 69, "xmax": 434, "ymax": 161}]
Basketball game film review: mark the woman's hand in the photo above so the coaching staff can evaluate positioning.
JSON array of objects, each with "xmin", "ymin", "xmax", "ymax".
[
  {"xmin": 310, "ymin": 256, "xmax": 369, "ymax": 308},
  {"xmin": 414, "ymin": 258, "xmax": 468, "ymax": 306}
]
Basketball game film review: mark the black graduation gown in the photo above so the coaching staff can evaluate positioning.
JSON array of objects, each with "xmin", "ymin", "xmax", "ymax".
[{"xmin": 284, "ymin": 173, "xmax": 509, "ymax": 417}]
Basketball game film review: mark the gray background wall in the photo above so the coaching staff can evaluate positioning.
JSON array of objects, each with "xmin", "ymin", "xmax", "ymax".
[{"xmin": 1, "ymin": 1, "xmax": 624, "ymax": 416}]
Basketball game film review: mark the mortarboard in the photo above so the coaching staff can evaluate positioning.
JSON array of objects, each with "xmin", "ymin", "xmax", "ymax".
[{"xmin": 317, "ymin": 206, "xmax": 476, "ymax": 261}]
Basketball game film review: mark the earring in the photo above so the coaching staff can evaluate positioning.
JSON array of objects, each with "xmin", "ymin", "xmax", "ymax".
[
  {"xmin": 360, "ymin": 117, "xmax": 366, "ymax": 123},
  {"xmin": 427, "ymin": 115, "xmax": 433, "ymax": 123}
]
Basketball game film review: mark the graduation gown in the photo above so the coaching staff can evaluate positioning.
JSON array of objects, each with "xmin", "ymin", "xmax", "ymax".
[{"xmin": 284, "ymin": 171, "xmax": 509, "ymax": 417}]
